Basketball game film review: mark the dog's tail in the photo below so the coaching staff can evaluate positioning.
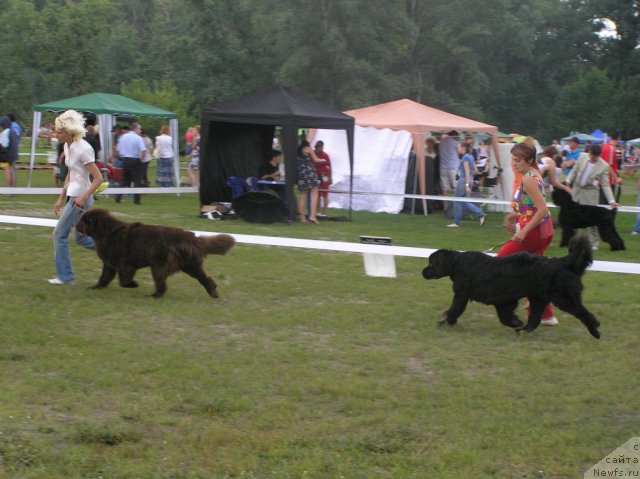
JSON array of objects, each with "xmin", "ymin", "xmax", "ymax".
[
  {"xmin": 200, "ymin": 234, "xmax": 236, "ymax": 255},
  {"xmin": 566, "ymin": 235, "xmax": 593, "ymax": 276}
]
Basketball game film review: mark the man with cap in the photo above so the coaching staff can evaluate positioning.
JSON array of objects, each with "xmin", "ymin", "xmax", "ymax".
[
  {"xmin": 561, "ymin": 136, "xmax": 581, "ymax": 177},
  {"xmin": 115, "ymin": 122, "xmax": 147, "ymax": 204}
]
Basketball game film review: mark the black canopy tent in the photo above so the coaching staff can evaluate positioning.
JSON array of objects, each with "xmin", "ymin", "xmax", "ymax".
[{"xmin": 199, "ymin": 85, "xmax": 355, "ymax": 221}]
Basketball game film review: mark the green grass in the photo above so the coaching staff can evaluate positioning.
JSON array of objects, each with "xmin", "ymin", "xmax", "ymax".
[{"xmin": 0, "ymin": 169, "xmax": 639, "ymax": 478}]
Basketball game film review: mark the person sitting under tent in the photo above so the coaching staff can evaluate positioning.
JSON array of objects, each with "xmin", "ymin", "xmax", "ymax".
[{"xmin": 259, "ymin": 149, "xmax": 282, "ymax": 180}]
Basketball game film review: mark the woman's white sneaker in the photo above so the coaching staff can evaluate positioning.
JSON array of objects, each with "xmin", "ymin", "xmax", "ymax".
[{"xmin": 47, "ymin": 278, "xmax": 75, "ymax": 285}]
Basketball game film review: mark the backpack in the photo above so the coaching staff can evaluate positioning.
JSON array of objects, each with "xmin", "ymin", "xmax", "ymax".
[{"xmin": 0, "ymin": 144, "xmax": 7, "ymax": 162}]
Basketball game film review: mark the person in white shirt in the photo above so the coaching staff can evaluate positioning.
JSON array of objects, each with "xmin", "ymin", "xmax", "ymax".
[
  {"xmin": 155, "ymin": 125, "xmax": 174, "ymax": 187},
  {"xmin": 115, "ymin": 122, "xmax": 147, "ymax": 204},
  {"xmin": 49, "ymin": 110, "xmax": 103, "ymax": 285}
]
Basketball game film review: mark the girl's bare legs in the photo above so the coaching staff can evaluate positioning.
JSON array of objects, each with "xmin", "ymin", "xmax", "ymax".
[
  {"xmin": 309, "ymin": 188, "xmax": 319, "ymax": 222},
  {"xmin": 188, "ymin": 167, "xmax": 199, "ymax": 188},
  {"xmin": 297, "ymin": 191, "xmax": 308, "ymax": 223}
]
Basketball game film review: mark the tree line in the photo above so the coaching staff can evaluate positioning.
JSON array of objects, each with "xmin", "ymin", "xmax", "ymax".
[{"xmin": 0, "ymin": 0, "xmax": 638, "ymax": 144}]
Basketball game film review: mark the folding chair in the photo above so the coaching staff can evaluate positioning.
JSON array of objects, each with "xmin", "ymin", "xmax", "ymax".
[
  {"xmin": 226, "ymin": 176, "xmax": 246, "ymax": 199},
  {"xmin": 245, "ymin": 176, "xmax": 260, "ymax": 191}
]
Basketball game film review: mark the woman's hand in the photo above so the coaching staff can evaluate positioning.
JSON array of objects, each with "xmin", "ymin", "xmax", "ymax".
[
  {"xmin": 54, "ymin": 197, "xmax": 63, "ymax": 216},
  {"xmin": 512, "ymin": 229, "xmax": 526, "ymax": 243},
  {"xmin": 73, "ymin": 195, "xmax": 87, "ymax": 209},
  {"xmin": 502, "ymin": 212, "xmax": 516, "ymax": 233}
]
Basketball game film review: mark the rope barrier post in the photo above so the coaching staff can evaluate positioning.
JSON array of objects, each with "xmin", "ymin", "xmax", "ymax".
[{"xmin": 360, "ymin": 235, "xmax": 396, "ymax": 277}]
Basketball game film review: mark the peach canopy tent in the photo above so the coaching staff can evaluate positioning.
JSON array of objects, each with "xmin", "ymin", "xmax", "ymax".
[{"xmin": 343, "ymin": 99, "xmax": 504, "ymax": 213}]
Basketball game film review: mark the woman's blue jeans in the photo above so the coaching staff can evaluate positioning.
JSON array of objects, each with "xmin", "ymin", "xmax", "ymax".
[
  {"xmin": 52, "ymin": 196, "xmax": 95, "ymax": 282},
  {"xmin": 453, "ymin": 177, "xmax": 484, "ymax": 225}
]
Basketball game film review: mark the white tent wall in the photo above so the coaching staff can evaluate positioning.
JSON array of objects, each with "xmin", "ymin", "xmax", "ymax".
[
  {"xmin": 313, "ymin": 127, "xmax": 514, "ymax": 215},
  {"xmin": 314, "ymin": 126, "xmax": 413, "ymax": 214},
  {"xmin": 484, "ymin": 142, "xmax": 514, "ymax": 212}
]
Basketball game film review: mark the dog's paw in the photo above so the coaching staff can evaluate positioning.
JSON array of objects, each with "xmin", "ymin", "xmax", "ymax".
[
  {"xmin": 89, "ymin": 284, "xmax": 103, "ymax": 290},
  {"xmin": 588, "ymin": 326, "xmax": 601, "ymax": 339},
  {"xmin": 508, "ymin": 318, "xmax": 524, "ymax": 328},
  {"xmin": 437, "ymin": 318, "xmax": 456, "ymax": 326},
  {"xmin": 121, "ymin": 281, "xmax": 139, "ymax": 288}
]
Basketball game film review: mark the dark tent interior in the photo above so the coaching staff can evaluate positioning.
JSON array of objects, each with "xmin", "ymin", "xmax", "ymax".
[{"xmin": 199, "ymin": 85, "xmax": 355, "ymax": 221}]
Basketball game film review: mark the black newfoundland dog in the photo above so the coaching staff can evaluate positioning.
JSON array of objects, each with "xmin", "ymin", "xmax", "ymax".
[
  {"xmin": 76, "ymin": 209, "xmax": 235, "ymax": 298},
  {"xmin": 422, "ymin": 236, "xmax": 600, "ymax": 338},
  {"xmin": 551, "ymin": 188, "xmax": 625, "ymax": 251}
]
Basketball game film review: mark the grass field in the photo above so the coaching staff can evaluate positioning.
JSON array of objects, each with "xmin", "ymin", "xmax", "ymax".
[{"xmin": 1, "ymin": 168, "xmax": 639, "ymax": 478}]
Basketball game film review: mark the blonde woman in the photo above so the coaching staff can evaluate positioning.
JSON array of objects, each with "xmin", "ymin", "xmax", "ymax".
[{"xmin": 49, "ymin": 110, "xmax": 103, "ymax": 285}]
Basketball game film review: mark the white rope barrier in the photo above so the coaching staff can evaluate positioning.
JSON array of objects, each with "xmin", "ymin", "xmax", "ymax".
[
  {"xmin": 1, "ymin": 187, "xmax": 639, "ymax": 213},
  {"xmin": 1, "ymin": 214, "xmax": 638, "ymax": 275},
  {"xmin": 0, "ymin": 186, "xmax": 198, "ymax": 195}
]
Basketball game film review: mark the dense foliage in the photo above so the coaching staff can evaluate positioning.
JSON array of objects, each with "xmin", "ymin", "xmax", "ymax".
[{"xmin": 0, "ymin": 0, "xmax": 637, "ymax": 142}]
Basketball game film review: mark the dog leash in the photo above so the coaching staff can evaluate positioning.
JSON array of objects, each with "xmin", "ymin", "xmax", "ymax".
[
  {"xmin": 483, "ymin": 240, "xmax": 508, "ymax": 254},
  {"xmin": 70, "ymin": 203, "xmax": 90, "ymax": 217}
]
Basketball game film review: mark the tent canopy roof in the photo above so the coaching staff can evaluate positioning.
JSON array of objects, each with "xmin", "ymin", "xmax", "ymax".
[
  {"xmin": 33, "ymin": 92, "xmax": 177, "ymax": 119},
  {"xmin": 561, "ymin": 132, "xmax": 604, "ymax": 143},
  {"xmin": 202, "ymin": 85, "xmax": 354, "ymax": 129},
  {"xmin": 344, "ymin": 98, "xmax": 497, "ymax": 135}
]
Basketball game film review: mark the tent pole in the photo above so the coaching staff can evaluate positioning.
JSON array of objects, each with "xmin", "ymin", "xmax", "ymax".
[
  {"xmin": 411, "ymin": 151, "xmax": 418, "ymax": 215},
  {"xmin": 282, "ymin": 125, "xmax": 298, "ymax": 223},
  {"xmin": 346, "ymin": 125, "xmax": 355, "ymax": 222},
  {"xmin": 170, "ymin": 119, "xmax": 180, "ymax": 196},
  {"xmin": 98, "ymin": 114, "xmax": 110, "ymax": 165},
  {"xmin": 490, "ymin": 133, "xmax": 506, "ymax": 210},
  {"xmin": 28, "ymin": 112, "xmax": 42, "ymax": 188},
  {"xmin": 412, "ymin": 133, "xmax": 427, "ymax": 216}
]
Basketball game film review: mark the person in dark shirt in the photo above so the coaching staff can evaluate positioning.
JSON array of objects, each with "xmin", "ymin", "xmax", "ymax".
[{"xmin": 259, "ymin": 149, "xmax": 282, "ymax": 180}]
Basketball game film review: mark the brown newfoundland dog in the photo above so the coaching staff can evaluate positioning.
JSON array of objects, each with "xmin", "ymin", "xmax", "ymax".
[{"xmin": 76, "ymin": 208, "xmax": 235, "ymax": 298}]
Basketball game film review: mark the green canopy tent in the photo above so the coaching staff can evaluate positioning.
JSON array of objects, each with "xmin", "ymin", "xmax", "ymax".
[
  {"xmin": 29, "ymin": 93, "xmax": 179, "ymax": 187},
  {"xmin": 561, "ymin": 132, "xmax": 604, "ymax": 144}
]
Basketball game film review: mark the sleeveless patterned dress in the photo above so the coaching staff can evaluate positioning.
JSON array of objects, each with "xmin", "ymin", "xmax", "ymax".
[{"xmin": 512, "ymin": 170, "xmax": 552, "ymax": 234}]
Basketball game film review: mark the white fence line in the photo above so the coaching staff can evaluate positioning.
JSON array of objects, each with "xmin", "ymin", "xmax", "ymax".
[
  {"xmin": 1, "ymin": 214, "xmax": 638, "ymax": 275},
  {"xmin": 1, "ymin": 187, "xmax": 638, "ymax": 213}
]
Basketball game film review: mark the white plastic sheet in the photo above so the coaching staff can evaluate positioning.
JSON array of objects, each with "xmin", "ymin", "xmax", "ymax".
[{"xmin": 313, "ymin": 126, "xmax": 412, "ymax": 213}]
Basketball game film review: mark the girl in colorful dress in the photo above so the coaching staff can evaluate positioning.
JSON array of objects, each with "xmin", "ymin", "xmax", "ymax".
[
  {"xmin": 296, "ymin": 140, "xmax": 320, "ymax": 224},
  {"xmin": 497, "ymin": 142, "xmax": 557, "ymax": 325},
  {"xmin": 187, "ymin": 126, "xmax": 200, "ymax": 188}
]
